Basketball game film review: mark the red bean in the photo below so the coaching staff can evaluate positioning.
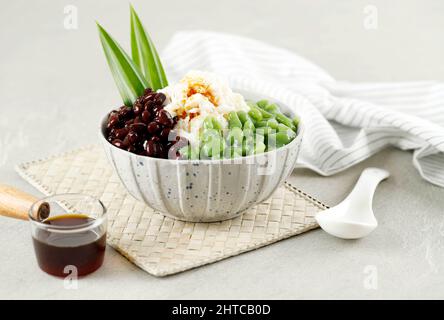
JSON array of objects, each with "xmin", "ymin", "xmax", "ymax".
[
  {"xmin": 155, "ymin": 110, "xmax": 174, "ymax": 127},
  {"xmin": 133, "ymin": 102, "xmax": 143, "ymax": 115},
  {"xmin": 159, "ymin": 127, "xmax": 171, "ymax": 141},
  {"xmin": 112, "ymin": 139, "xmax": 126, "ymax": 149},
  {"xmin": 145, "ymin": 140, "xmax": 160, "ymax": 157},
  {"xmin": 118, "ymin": 106, "xmax": 132, "ymax": 119},
  {"xmin": 158, "ymin": 144, "xmax": 166, "ymax": 158},
  {"xmin": 133, "ymin": 116, "xmax": 143, "ymax": 124},
  {"xmin": 141, "ymin": 110, "xmax": 151, "ymax": 123},
  {"xmin": 124, "ymin": 119, "xmax": 134, "ymax": 128},
  {"xmin": 109, "ymin": 110, "xmax": 119, "ymax": 117},
  {"xmin": 130, "ymin": 122, "xmax": 147, "ymax": 133},
  {"xmin": 127, "ymin": 145, "xmax": 138, "ymax": 153},
  {"xmin": 114, "ymin": 127, "xmax": 129, "ymax": 140},
  {"xmin": 144, "ymin": 100, "xmax": 154, "ymax": 111},
  {"xmin": 142, "ymin": 94, "xmax": 156, "ymax": 104},
  {"xmin": 127, "ymin": 131, "xmax": 139, "ymax": 144},
  {"xmin": 155, "ymin": 92, "xmax": 166, "ymax": 105},
  {"xmin": 107, "ymin": 114, "xmax": 119, "ymax": 129},
  {"xmin": 152, "ymin": 105, "xmax": 163, "ymax": 114},
  {"xmin": 147, "ymin": 121, "xmax": 161, "ymax": 134}
]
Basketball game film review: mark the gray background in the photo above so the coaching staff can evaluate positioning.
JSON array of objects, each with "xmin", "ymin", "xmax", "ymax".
[{"xmin": 0, "ymin": 0, "xmax": 443, "ymax": 299}]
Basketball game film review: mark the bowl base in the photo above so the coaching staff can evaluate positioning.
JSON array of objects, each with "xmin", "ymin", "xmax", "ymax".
[{"xmin": 158, "ymin": 210, "xmax": 246, "ymax": 223}]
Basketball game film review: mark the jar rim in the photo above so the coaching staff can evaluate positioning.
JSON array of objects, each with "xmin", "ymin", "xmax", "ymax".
[{"xmin": 28, "ymin": 193, "xmax": 107, "ymax": 232}]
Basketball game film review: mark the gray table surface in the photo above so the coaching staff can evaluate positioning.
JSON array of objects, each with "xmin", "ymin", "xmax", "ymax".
[{"xmin": 1, "ymin": 0, "xmax": 443, "ymax": 299}]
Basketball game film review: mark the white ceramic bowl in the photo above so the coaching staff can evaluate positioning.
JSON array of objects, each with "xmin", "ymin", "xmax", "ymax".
[{"xmin": 100, "ymin": 90, "xmax": 303, "ymax": 222}]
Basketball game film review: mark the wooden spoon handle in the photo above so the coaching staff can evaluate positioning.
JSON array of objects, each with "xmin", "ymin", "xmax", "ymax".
[{"xmin": 0, "ymin": 184, "xmax": 40, "ymax": 220}]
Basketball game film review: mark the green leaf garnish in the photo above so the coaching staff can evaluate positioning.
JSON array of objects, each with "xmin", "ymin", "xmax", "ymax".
[
  {"xmin": 130, "ymin": 5, "xmax": 168, "ymax": 90},
  {"xmin": 97, "ymin": 23, "xmax": 148, "ymax": 106}
]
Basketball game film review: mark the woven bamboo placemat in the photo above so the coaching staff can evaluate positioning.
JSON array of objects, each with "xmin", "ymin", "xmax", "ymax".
[{"xmin": 15, "ymin": 145, "xmax": 328, "ymax": 277}]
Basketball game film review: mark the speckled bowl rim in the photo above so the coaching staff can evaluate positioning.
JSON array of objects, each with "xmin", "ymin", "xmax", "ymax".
[{"xmin": 99, "ymin": 91, "xmax": 304, "ymax": 164}]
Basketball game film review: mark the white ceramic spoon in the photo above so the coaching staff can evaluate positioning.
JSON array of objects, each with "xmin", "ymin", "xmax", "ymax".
[{"xmin": 315, "ymin": 167, "xmax": 390, "ymax": 239}]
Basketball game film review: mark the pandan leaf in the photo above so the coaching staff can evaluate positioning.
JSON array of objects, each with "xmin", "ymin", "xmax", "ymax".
[
  {"xmin": 97, "ymin": 23, "xmax": 148, "ymax": 106},
  {"xmin": 130, "ymin": 5, "xmax": 168, "ymax": 90}
]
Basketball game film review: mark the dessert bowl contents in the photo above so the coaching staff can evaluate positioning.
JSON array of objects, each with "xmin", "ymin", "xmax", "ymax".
[{"xmin": 104, "ymin": 71, "xmax": 300, "ymax": 160}]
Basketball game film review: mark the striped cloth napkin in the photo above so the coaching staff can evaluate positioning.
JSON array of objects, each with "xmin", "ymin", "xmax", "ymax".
[{"xmin": 162, "ymin": 31, "xmax": 444, "ymax": 187}]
